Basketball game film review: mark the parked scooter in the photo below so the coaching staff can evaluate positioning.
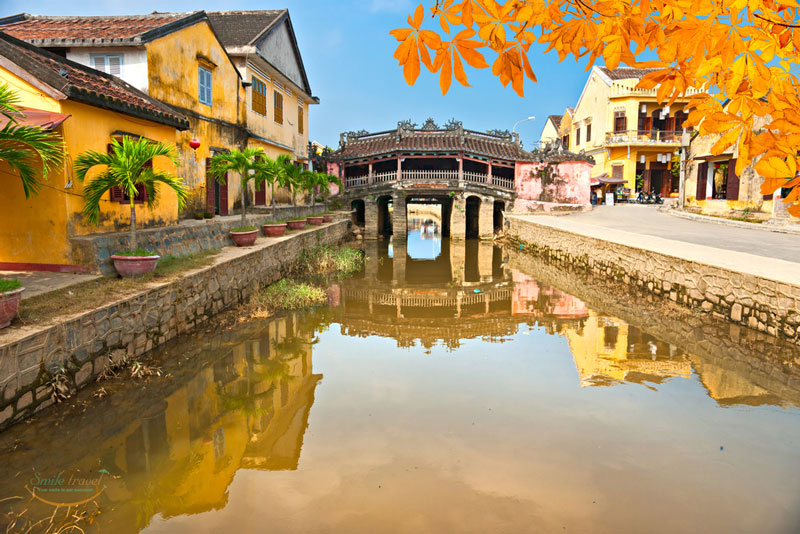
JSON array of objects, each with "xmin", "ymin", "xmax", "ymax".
[
  {"xmin": 652, "ymin": 193, "xmax": 664, "ymax": 204},
  {"xmin": 636, "ymin": 191, "xmax": 664, "ymax": 204}
]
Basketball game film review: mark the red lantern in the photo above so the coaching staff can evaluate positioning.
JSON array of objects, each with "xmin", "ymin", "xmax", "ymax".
[{"xmin": 189, "ymin": 138, "xmax": 201, "ymax": 161}]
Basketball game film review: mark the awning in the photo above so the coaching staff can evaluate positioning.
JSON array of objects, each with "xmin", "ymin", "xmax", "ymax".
[
  {"xmin": 0, "ymin": 107, "xmax": 70, "ymax": 130},
  {"xmin": 590, "ymin": 173, "xmax": 627, "ymax": 187}
]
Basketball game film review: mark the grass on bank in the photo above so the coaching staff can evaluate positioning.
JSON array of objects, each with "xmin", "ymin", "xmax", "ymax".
[
  {"xmin": 16, "ymin": 249, "xmax": 220, "ymax": 326},
  {"xmin": 239, "ymin": 245, "xmax": 365, "ymax": 320}
]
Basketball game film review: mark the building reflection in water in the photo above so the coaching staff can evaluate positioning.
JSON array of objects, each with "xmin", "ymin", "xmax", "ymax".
[{"xmin": 0, "ymin": 313, "xmax": 322, "ymax": 532}]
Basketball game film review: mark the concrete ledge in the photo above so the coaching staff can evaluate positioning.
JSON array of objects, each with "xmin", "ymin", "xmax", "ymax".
[
  {"xmin": 71, "ymin": 206, "xmax": 342, "ymax": 275},
  {"xmin": 0, "ymin": 221, "xmax": 348, "ymax": 431},
  {"xmin": 507, "ymin": 215, "xmax": 800, "ymax": 345}
]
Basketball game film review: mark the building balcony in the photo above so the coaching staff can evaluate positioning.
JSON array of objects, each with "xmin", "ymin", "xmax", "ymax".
[
  {"xmin": 605, "ymin": 130, "xmax": 684, "ymax": 146},
  {"xmin": 343, "ymin": 170, "xmax": 514, "ymax": 191},
  {"xmin": 608, "ymin": 84, "xmax": 704, "ymax": 99}
]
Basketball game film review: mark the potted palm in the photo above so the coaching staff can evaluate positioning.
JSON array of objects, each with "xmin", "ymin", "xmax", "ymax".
[
  {"xmin": 298, "ymin": 170, "xmax": 324, "ymax": 225},
  {"xmin": 75, "ymin": 137, "xmax": 187, "ymax": 277},
  {"xmin": 0, "ymin": 278, "xmax": 24, "ymax": 329},
  {"xmin": 254, "ymin": 155, "xmax": 289, "ymax": 237},
  {"xmin": 208, "ymin": 147, "xmax": 265, "ymax": 247},
  {"xmin": 280, "ymin": 156, "xmax": 306, "ymax": 219}
]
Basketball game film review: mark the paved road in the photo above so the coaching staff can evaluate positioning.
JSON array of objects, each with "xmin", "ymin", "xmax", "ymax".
[{"xmin": 569, "ymin": 205, "xmax": 800, "ymax": 263}]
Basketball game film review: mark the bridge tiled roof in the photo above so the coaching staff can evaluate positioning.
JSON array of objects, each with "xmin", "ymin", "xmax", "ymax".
[{"xmin": 337, "ymin": 128, "xmax": 533, "ymax": 162}]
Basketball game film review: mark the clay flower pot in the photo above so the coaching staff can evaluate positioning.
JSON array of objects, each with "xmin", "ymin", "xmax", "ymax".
[
  {"xmin": 0, "ymin": 287, "xmax": 24, "ymax": 329},
  {"xmin": 287, "ymin": 219, "xmax": 307, "ymax": 230},
  {"xmin": 262, "ymin": 223, "xmax": 287, "ymax": 237},
  {"xmin": 307, "ymin": 216, "xmax": 324, "ymax": 226},
  {"xmin": 111, "ymin": 255, "xmax": 160, "ymax": 278},
  {"xmin": 230, "ymin": 229, "xmax": 259, "ymax": 247},
  {"xmin": 322, "ymin": 214, "xmax": 333, "ymax": 223}
]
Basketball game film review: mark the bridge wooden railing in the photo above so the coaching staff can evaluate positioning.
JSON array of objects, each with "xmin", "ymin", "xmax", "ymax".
[{"xmin": 342, "ymin": 170, "xmax": 514, "ymax": 191}]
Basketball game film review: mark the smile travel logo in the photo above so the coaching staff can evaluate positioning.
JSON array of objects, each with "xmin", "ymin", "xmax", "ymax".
[{"xmin": 26, "ymin": 469, "xmax": 109, "ymax": 506}]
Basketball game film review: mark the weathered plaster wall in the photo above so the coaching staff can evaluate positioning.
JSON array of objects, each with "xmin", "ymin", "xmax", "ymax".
[
  {"xmin": 0, "ymin": 221, "xmax": 348, "ymax": 431},
  {"xmin": 146, "ymin": 21, "xmax": 247, "ymax": 214},
  {"xmin": 507, "ymin": 216, "xmax": 800, "ymax": 346},
  {"xmin": 514, "ymin": 161, "xmax": 592, "ymax": 212}
]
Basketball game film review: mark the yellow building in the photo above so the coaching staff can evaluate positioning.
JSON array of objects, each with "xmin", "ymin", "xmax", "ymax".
[
  {"xmin": 0, "ymin": 32, "xmax": 189, "ymax": 270},
  {"xmin": 538, "ymin": 114, "xmax": 562, "ymax": 146},
  {"xmin": 208, "ymin": 10, "xmax": 318, "ymax": 206},
  {"xmin": 559, "ymin": 66, "xmax": 702, "ymax": 199},
  {"xmin": 0, "ymin": 11, "xmax": 249, "ymax": 216}
]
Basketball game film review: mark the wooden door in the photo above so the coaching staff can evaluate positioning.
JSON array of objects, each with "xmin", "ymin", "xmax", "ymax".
[
  {"xmin": 726, "ymin": 158, "xmax": 739, "ymax": 200},
  {"xmin": 219, "ymin": 173, "xmax": 229, "ymax": 216},
  {"xmin": 255, "ymin": 181, "xmax": 266, "ymax": 205}
]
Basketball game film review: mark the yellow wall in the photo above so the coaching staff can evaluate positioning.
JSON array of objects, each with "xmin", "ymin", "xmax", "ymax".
[
  {"xmin": 0, "ymin": 69, "xmax": 181, "ymax": 267},
  {"xmin": 146, "ymin": 21, "xmax": 247, "ymax": 214}
]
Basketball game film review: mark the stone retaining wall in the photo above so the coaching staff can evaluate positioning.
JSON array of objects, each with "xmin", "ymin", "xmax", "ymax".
[
  {"xmin": 71, "ymin": 206, "xmax": 340, "ymax": 275},
  {"xmin": 0, "ymin": 222, "xmax": 348, "ymax": 430},
  {"xmin": 507, "ymin": 216, "xmax": 800, "ymax": 346}
]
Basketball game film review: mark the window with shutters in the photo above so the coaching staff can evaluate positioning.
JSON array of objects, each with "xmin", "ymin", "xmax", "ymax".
[
  {"xmin": 586, "ymin": 123, "xmax": 591, "ymax": 142},
  {"xmin": 298, "ymin": 105, "xmax": 304, "ymax": 134},
  {"xmin": 91, "ymin": 54, "xmax": 123, "ymax": 76},
  {"xmin": 575, "ymin": 127, "xmax": 581, "ymax": 146},
  {"xmin": 252, "ymin": 76, "xmax": 267, "ymax": 115},
  {"xmin": 613, "ymin": 111, "xmax": 627, "ymax": 132},
  {"xmin": 612, "ymin": 165, "xmax": 623, "ymax": 180},
  {"xmin": 274, "ymin": 91, "xmax": 283, "ymax": 124},
  {"xmin": 198, "ymin": 66, "xmax": 213, "ymax": 106}
]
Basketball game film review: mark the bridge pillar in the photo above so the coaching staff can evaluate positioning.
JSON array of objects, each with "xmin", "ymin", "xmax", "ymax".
[
  {"xmin": 392, "ymin": 193, "xmax": 407, "ymax": 241},
  {"xmin": 449, "ymin": 193, "xmax": 467, "ymax": 241},
  {"xmin": 364, "ymin": 199, "xmax": 378, "ymax": 239},
  {"xmin": 392, "ymin": 239, "xmax": 406, "ymax": 285},
  {"xmin": 478, "ymin": 241, "xmax": 493, "ymax": 282},
  {"xmin": 449, "ymin": 239, "xmax": 465, "ymax": 283},
  {"xmin": 364, "ymin": 240, "xmax": 379, "ymax": 280},
  {"xmin": 478, "ymin": 196, "xmax": 495, "ymax": 240}
]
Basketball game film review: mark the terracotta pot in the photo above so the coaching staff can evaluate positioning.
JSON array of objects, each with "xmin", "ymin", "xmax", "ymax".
[
  {"xmin": 262, "ymin": 223, "xmax": 287, "ymax": 237},
  {"xmin": 287, "ymin": 220, "xmax": 307, "ymax": 230},
  {"xmin": 230, "ymin": 229, "xmax": 259, "ymax": 247},
  {"xmin": 111, "ymin": 255, "xmax": 160, "ymax": 278},
  {"xmin": 307, "ymin": 216, "xmax": 324, "ymax": 226},
  {"xmin": 322, "ymin": 214, "xmax": 333, "ymax": 223},
  {"xmin": 0, "ymin": 287, "xmax": 24, "ymax": 329}
]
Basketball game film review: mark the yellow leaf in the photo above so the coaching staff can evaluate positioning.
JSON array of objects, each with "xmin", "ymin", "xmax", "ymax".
[
  {"xmin": 603, "ymin": 36, "xmax": 623, "ymax": 71},
  {"xmin": 710, "ymin": 126, "xmax": 741, "ymax": 155},
  {"xmin": 440, "ymin": 48, "xmax": 453, "ymax": 94},
  {"xmin": 453, "ymin": 50, "xmax": 470, "ymax": 86}
]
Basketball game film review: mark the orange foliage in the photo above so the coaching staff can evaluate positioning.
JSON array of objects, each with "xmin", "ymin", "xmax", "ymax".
[{"xmin": 390, "ymin": 0, "xmax": 800, "ymax": 215}]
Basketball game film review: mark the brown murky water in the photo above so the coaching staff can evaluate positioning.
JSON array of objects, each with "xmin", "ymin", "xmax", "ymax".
[{"xmin": 1, "ymin": 220, "xmax": 799, "ymax": 533}]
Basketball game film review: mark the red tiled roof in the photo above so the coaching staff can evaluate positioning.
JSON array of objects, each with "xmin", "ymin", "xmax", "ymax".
[
  {"xmin": 338, "ymin": 129, "xmax": 529, "ymax": 162},
  {"xmin": 0, "ymin": 31, "xmax": 188, "ymax": 129},
  {"xmin": 0, "ymin": 12, "xmax": 200, "ymax": 43}
]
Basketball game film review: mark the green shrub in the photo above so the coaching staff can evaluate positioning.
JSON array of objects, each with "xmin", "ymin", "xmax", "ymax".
[
  {"xmin": 296, "ymin": 245, "xmax": 364, "ymax": 278},
  {"xmin": 114, "ymin": 248, "xmax": 158, "ymax": 257},
  {"xmin": 0, "ymin": 279, "xmax": 22, "ymax": 292},
  {"xmin": 253, "ymin": 279, "xmax": 326, "ymax": 311},
  {"xmin": 230, "ymin": 225, "xmax": 258, "ymax": 232}
]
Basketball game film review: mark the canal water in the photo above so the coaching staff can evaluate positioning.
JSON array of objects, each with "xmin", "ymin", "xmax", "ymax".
[{"xmin": 1, "ymin": 218, "xmax": 799, "ymax": 533}]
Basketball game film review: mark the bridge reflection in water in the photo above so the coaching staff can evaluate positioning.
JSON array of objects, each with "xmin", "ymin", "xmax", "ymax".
[{"xmin": 0, "ymin": 228, "xmax": 799, "ymax": 533}]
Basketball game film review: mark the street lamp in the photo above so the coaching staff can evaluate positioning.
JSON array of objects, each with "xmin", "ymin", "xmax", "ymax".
[{"xmin": 512, "ymin": 116, "xmax": 536, "ymax": 133}]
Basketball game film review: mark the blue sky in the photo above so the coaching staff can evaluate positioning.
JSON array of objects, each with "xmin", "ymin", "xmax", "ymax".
[{"xmin": 0, "ymin": 0, "xmax": 595, "ymax": 149}]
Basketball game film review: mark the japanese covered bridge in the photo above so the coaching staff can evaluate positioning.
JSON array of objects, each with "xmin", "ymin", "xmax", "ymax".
[{"xmin": 329, "ymin": 119, "xmax": 594, "ymax": 240}]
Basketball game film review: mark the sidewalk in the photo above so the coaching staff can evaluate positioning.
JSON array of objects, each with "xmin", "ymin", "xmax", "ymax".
[
  {"xmin": 0, "ymin": 271, "xmax": 101, "ymax": 299},
  {"xmin": 510, "ymin": 209, "xmax": 800, "ymax": 287},
  {"xmin": 563, "ymin": 205, "xmax": 800, "ymax": 264}
]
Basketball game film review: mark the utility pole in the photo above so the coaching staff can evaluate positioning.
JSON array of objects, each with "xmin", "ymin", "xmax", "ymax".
[{"xmin": 678, "ymin": 130, "xmax": 690, "ymax": 209}]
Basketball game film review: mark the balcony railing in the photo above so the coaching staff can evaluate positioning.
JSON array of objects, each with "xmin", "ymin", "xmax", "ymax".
[
  {"xmin": 608, "ymin": 84, "xmax": 705, "ymax": 99},
  {"xmin": 342, "ymin": 170, "xmax": 514, "ymax": 191},
  {"xmin": 605, "ymin": 130, "xmax": 684, "ymax": 145}
]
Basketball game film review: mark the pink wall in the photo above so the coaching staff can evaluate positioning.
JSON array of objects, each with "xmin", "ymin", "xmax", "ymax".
[
  {"xmin": 327, "ymin": 162, "xmax": 342, "ymax": 196},
  {"xmin": 514, "ymin": 160, "xmax": 592, "ymax": 211}
]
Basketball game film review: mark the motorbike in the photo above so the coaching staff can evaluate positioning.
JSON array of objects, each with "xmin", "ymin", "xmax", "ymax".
[{"xmin": 636, "ymin": 191, "xmax": 664, "ymax": 205}]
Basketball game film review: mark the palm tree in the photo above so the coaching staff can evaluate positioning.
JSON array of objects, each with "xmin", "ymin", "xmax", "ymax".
[
  {"xmin": 208, "ymin": 147, "xmax": 265, "ymax": 225},
  {"xmin": 0, "ymin": 83, "xmax": 64, "ymax": 197},
  {"xmin": 254, "ymin": 155, "xmax": 289, "ymax": 220},
  {"xmin": 318, "ymin": 173, "xmax": 342, "ymax": 212},
  {"xmin": 75, "ymin": 136, "xmax": 187, "ymax": 251},
  {"xmin": 279, "ymin": 156, "xmax": 305, "ymax": 218}
]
